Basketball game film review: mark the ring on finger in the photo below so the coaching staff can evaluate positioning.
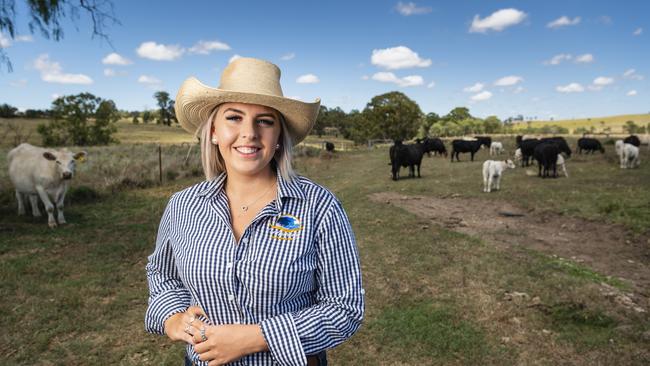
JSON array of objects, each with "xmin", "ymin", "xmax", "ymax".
[
  {"xmin": 184, "ymin": 325, "xmax": 192, "ymax": 334},
  {"xmin": 200, "ymin": 326, "xmax": 207, "ymax": 342},
  {"xmin": 188, "ymin": 315, "xmax": 196, "ymax": 324}
]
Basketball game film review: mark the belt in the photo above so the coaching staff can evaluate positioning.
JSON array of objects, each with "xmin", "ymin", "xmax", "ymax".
[{"xmin": 307, "ymin": 355, "xmax": 320, "ymax": 366}]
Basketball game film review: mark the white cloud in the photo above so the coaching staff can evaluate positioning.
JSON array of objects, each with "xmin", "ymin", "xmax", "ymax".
[
  {"xmin": 575, "ymin": 53, "xmax": 594, "ymax": 63},
  {"xmin": 469, "ymin": 8, "xmax": 527, "ymax": 33},
  {"xmin": 102, "ymin": 52, "xmax": 132, "ymax": 65},
  {"xmin": 593, "ymin": 76, "xmax": 614, "ymax": 86},
  {"xmin": 296, "ymin": 74, "xmax": 320, "ymax": 84},
  {"xmin": 494, "ymin": 75, "xmax": 523, "ymax": 86},
  {"xmin": 0, "ymin": 33, "xmax": 11, "ymax": 48},
  {"xmin": 463, "ymin": 82, "xmax": 484, "ymax": 93},
  {"xmin": 547, "ymin": 16, "xmax": 581, "ymax": 29},
  {"xmin": 623, "ymin": 69, "xmax": 644, "ymax": 80},
  {"xmin": 371, "ymin": 72, "xmax": 423, "ymax": 87},
  {"xmin": 188, "ymin": 40, "xmax": 231, "ymax": 55},
  {"xmin": 136, "ymin": 41, "xmax": 183, "ymax": 61},
  {"xmin": 627, "ymin": 90, "xmax": 637, "ymax": 96},
  {"xmin": 427, "ymin": 81, "xmax": 435, "ymax": 88},
  {"xmin": 15, "ymin": 35, "xmax": 33, "ymax": 42},
  {"xmin": 514, "ymin": 86, "xmax": 525, "ymax": 94},
  {"xmin": 471, "ymin": 90, "xmax": 492, "ymax": 101},
  {"xmin": 633, "ymin": 28, "xmax": 643, "ymax": 36},
  {"xmin": 229, "ymin": 54, "xmax": 242, "ymax": 63},
  {"xmin": 138, "ymin": 75, "xmax": 162, "ymax": 84},
  {"xmin": 556, "ymin": 82, "xmax": 584, "ymax": 93},
  {"xmin": 33, "ymin": 54, "xmax": 93, "ymax": 84},
  {"xmin": 395, "ymin": 2, "xmax": 432, "ymax": 16},
  {"xmin": 371, "ymin": 46, "xmax": 431, "ymax": 70},
  {"xmin": 545, "ymin": 53, "xmax": 572, "ymax": 65},
  {"xmin": 281, "ymin": 52, "xmax": 295, "ymax": 61},
  {"xmin": 104, "ymin": 68, "xmax": 116, "ymax": 77}
]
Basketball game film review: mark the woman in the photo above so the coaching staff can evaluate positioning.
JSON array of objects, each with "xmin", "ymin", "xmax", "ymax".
[{"xmin": 145, "ymin": 58, "xmax": 364, "ymax": 366}]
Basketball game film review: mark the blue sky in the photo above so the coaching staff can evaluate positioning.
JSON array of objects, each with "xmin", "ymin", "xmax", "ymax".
[{"xmin": 0, "ymin": 0, "xmax": 648, "ymax": 121}]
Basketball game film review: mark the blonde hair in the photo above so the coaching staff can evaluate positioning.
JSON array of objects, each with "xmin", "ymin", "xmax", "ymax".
[{"xmin": 200, "ymin": 106, "xmax": 297, "ymax": 182}]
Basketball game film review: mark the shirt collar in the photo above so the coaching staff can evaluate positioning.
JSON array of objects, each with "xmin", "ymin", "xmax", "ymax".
[{"xmin": 194, "ymin": 171, "xmax": 305, "ymax": 202}]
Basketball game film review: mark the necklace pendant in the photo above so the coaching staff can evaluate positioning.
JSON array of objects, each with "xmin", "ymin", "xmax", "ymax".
[{"xmin": 241, "ymin": 205, "xmax": 248, "ymax": 211}]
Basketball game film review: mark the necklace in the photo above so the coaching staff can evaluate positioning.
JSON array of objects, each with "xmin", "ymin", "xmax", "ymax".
[{"xmin": 228, "ymin": 182, "xmax": 275, "ymax": 212}]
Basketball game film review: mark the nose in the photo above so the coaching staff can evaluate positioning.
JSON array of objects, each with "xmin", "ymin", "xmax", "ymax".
[
  {"xmin": 239, "ymin": 118, "xmax": 258, "ymax": 140},
  {"xmin": 62, "ymin": 172, "xmax": 72, "ymax": 180}
]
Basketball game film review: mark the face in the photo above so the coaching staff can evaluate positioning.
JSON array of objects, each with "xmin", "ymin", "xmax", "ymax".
[
  {"xmin": 212, "ymin": 102, "xmax": 282, "ymax": 177},
  {"xmin": 43, "ymin": 150, "xmax": 87, "ymax": 180}
]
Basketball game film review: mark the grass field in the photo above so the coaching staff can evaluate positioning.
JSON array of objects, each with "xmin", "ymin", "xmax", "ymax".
[
  {"xmin": 512, "ymin": 113, "xmax": 650, "ymax": 133},
  {"xmin": 1, "ymin": 130, "xmax": 649, "ymax": 364}
]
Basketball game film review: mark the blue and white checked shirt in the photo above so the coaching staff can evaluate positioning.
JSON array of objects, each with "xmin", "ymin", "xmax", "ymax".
[{"xmin": 145, "ymin": 172, "xmax": 364, "ymax": 365}]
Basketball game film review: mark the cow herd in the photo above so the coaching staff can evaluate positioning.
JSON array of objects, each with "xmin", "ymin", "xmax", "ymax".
[{"xmin": 389, "ymin": 134, "xmax": 645, "ymax": 194}]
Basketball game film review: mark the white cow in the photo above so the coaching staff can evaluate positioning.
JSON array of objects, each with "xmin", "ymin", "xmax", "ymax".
[
  {"xmin": 514, "ymin": 148, "xmax": 522, "ymax": 163},
  {"xmin": 621, "ymin": 143, "xmax": 640, "ymax": 169},
  {"xmin": 8, "ymin": 143, "xmax": 87, "ymax": 228},
  {"xmin": 489, "ymin": 141, "xmax": 503, "ymax": 156},
  {"xmin": 556, "ymin": 154, "xmax": 569, "ymax": 178},
  {"xmin": 482, "ymin": 159, "xmax": 516, "ymax": 193}
]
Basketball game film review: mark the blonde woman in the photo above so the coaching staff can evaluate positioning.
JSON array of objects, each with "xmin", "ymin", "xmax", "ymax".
[{"xmin": 145, "ymin": 58, "xmax": 364, "ymax": 366}]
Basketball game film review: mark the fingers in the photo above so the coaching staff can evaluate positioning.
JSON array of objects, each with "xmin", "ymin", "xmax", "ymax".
[{"xmin": 187, "ymin": 305, "xmax": 208, "ymax": 320}]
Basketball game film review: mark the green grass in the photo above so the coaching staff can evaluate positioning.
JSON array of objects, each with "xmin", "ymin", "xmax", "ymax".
[
  {"xmin": 512, "ymin": 113, "xmax": 650, "ymax": 133},
  {"xmin": 1, "ymin": 135, "xmax": 649, "ymax": 365}
]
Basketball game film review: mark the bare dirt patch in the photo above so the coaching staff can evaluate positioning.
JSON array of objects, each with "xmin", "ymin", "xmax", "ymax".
[{"xmin": 370, "ymin": 192, "xmax": 650, "ymax": 310}]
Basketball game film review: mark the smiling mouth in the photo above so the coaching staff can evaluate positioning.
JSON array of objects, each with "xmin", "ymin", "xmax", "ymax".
[{"xmin": 235, "ymin": 146, "xmax": 261, "ymax": 154}]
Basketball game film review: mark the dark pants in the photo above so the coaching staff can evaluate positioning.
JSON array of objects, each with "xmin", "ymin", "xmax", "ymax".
[{"xmin": 184, "ymin": 351, "xmax": 327, "ymax": 365}]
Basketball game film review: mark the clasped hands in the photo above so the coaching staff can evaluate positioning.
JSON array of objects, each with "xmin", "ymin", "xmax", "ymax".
[{"xmin": 164, "ymin": 305, "xmax": 268, "ymax": 365}]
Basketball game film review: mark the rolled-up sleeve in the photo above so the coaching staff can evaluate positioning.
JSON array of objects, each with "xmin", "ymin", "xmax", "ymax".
[
  {"xmin": 145, "ymin": 194, "xmax": 191, "ymax": 335},
  {"xmin": 261, "ymin": 198, "xmax": 365, "ymax": 365}
]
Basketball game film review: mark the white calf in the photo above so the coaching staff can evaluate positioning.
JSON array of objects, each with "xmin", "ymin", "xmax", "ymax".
[
  {"xmin": 8, "ymin": 143, "xmax": 87, "ymax": 228},
  {"xmin": 482, "ymin": 159, "xmax": 516, "ymax": 193},
  {"xmin": 489, "ymin": 142, "xmax": 503, "ymax": 156},
  {"xmin": 615, "ymin": 140, "xmax": 625, "ymax": 167},
  {"xmin": 621, "ymin": 143, "xmax": 640, "ymax": 169},
  {"xmin": 514, "ymin": 148, "xmax": 522, "ymax": 163},
  {"xmin": 557, "ymin": 154, "xmax": 569, "ymax": 178}
]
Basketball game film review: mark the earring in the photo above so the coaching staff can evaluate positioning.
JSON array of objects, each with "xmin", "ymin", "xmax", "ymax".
[
  {"xmin": 275, "ymin": 144, "xmax": 280, "ymax": 150},
  {"xmin": 211, "ymin": 137, "xmax": 218, "ymax": 145}
]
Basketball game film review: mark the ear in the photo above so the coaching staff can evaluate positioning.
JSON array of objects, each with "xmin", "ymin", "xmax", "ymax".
[
  {"xmin": 74, "ymin": 151, "xmax": 87, "ymax": 162},
  {"xmin": 43, "ymin": 152, "xmax": 56, "ymax": 161}
]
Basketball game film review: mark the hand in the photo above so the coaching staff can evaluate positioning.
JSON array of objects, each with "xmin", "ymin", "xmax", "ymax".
[
  {"xmin": 163, "ymin": 306, "xmax": 210, "ymax": 345},
  {"xmin": 194, "ymin": 324, "xmax": 269, "ymax": 365}
]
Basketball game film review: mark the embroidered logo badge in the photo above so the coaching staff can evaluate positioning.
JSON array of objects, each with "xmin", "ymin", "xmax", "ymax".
[{"xmin": 270, "ymin": 214, "xmax": 302, "ymax": 240}]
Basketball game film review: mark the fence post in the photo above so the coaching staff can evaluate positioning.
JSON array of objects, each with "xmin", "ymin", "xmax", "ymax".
[{"xmin": 158, "ymin": 145, "xmax": 163, "ymax": 185}]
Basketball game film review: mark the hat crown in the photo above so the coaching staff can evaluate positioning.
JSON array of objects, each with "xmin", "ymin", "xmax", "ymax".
[{"xmin": 219, "ymin": 58, "xmax": 284, "ymax": 97}]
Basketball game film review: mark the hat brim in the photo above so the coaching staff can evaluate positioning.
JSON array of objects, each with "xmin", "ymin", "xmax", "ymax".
[{"xmin": 175, "ymin": 77, "xmax": 320, "ymax": 144}]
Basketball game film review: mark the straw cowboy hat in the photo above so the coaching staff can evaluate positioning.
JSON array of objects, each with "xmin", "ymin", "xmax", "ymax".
[{"xmin": 175, "ymin": 57, "xmax": 320, "ymax": 144}]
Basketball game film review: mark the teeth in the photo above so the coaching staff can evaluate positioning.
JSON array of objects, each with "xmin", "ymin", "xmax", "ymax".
[{"xmin": 236, "ymin": 147, "xmax": 258, "ymax": 154}]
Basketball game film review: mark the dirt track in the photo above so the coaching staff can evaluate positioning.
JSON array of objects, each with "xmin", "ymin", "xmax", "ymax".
[{"xmin": 370, "ymin": 192, "xmax": 650, "ymax": 311}]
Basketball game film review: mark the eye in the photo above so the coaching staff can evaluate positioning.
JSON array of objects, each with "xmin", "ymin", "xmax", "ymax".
[
  {"xmin": 56, "ymin": 161, "xmax": 61, "ymax": 165},
  {"xmin": 225, "ymin": 115, "xmax": 241, "ymax": 122},
  {"xmin": 257, "ymin": 119, "xmax": 275, "ymax": 126}
]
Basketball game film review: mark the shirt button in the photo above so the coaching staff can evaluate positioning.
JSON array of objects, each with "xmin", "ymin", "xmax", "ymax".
[
  {"xmin": 228, "ymin": 294, "xmax": 235, "ymax": 301},
  {"xmin": 241, "ymin": 237, "xmax": 249, "ymax": 244}
]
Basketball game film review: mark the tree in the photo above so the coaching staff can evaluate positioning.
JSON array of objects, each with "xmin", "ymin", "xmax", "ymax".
[
  {"xmin": 130, "ymin": 111, "xmax": 139, "ymax": 124},
  {"xmin": 37, "ymin": 92, "xmax": 118, "ymax": 146},
  {"xmin": 0, "ymin": 103, "xmax": 18, "ymax": 117},
  {"xmin": 483, "ymin": 116, "xmax": 502, "ymax": 134},
  {"xmin": 361, "ymin": 91, "xmax": 423, "ymax": 141},
  {"xmin": 1, "ymin": 0, "xmax": 119, "ymax": 72},
  {"xmin": 624, "ymin": 120, "xmax": 638, "ymax": 134},
  {"xmin": 154, "ymin": 91, "xmax": 172, "ymax": 125},
  {"xmin": 142, "ymin": 110, "xmax": 152, "ymax": 124},
  {"xmin": 444, "ymin": 107, "xmax": 471, "ymax": 122},
  {"xmin": 313, "ymin": 105, "xmax": 348, "ymax": 137}
]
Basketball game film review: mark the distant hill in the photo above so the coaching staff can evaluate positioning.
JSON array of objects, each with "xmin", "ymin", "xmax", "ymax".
[{"xmin": 512, "ymin": 113, "xmax": 650, "ymax": 134}]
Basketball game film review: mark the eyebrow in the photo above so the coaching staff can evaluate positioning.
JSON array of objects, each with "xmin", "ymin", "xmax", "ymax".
[{"xmin": 223, "ymin": 108, "xmax": 277, "ymax": 119}]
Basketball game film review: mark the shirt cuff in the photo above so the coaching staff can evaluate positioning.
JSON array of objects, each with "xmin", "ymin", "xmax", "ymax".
[
  {"xmin": 145, "ymin": 290, "xmax": 191, "ymax": 335},
  {"xmin": 260, "ymin": 313, "xmax": 306, "ymax": 366}
]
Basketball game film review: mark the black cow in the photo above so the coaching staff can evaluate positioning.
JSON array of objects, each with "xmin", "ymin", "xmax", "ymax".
[
  {"xmin": 534, "ymin": 142, "xmax": 560, "ymax": 178},
  {"xmin": 389, "ymin": 140, "xmax": 427, "ymax": 180},
  {"xmin": 624, "ymin": 135, "xmax": 641, "ymax": 147},
  {"xmin": 519, "ymin": 139, "xmax": 541, "ymax": 167},
  {"xmin": 474, "ymin": 136, "xmax": 492, "ymax": 149},
  {"xmin": 516, "ymin": 135, "xmax": 524, "ymax": 148},
  {"xmin": 577, "ymin": 137, "xmax": 604, "ymax": 154},
  {"xmin": 421, "ymin": 137, "xmax": 447, "ymax": 157},
  {"xmin": 324, "ymin": 141, "xmax": 335, "ymax": 152},
  {"xmin": 451, "ymin": 140, "xmax": 481, "ymax": 162},
  {"xmin": 540, "ymin": 137, "xmax": 572, "ymax": 157}
]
